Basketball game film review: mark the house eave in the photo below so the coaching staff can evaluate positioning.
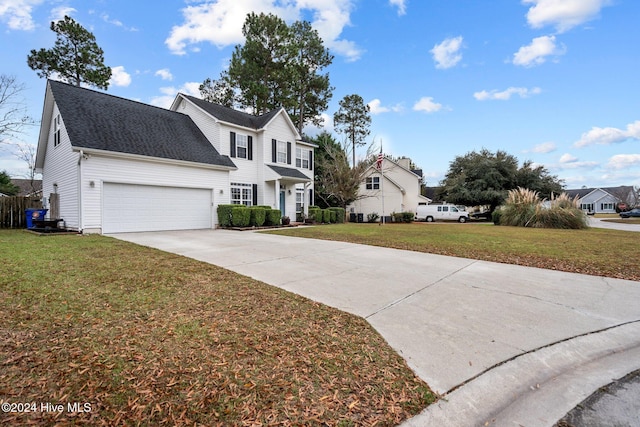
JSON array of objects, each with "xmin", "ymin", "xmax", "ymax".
[{"xmin": 74, "ymin": 147, "xmax": 237, "ymax": 171}]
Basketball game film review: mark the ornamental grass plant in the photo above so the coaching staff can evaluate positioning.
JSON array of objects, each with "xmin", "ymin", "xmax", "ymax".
[{"xmin": 499, "ymin": 188, "xmax": 588, "ymax": 229}]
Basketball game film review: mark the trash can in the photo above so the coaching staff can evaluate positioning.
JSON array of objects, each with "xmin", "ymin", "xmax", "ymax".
[
  {"xmin": 357, "ymin": 213, "xmax": 364, "ymax": 223},
  {"xmin": 25, "ymin": 208, "xmax": 48, "ymax": 229},
  {"xmin": 349, "ymin": 213, "xmax": 357, "ymax": 223}
]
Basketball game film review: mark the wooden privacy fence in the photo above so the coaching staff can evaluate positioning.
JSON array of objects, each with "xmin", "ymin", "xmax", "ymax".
[{"xmin": 0, "ymin": 197, "xmax": 42, "ymax": 229}]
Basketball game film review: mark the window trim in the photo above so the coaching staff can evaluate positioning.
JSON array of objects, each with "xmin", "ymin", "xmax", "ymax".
[
  {"xmin": 230, "ymin": 182, "xmax": 253, "ymax": 206},
  {"xmin": 53, "ymin": 114, "xmax": 61, "ymax": 147},
  {"xmin": 365, "ymin": 176, "xmax": 380, "ymax": 190}
]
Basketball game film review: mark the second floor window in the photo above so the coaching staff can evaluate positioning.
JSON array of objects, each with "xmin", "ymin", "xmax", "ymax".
[
  {"xmin": 296, "ymin": 148, "xmax": 310, "ymax": 169},
  {"xmin": 236, "ymin": 134, "xmax": 248, "ymax": 159},
  {"xmin": 366, "ymin": 176, "xmax": 380, "ymax": 190},
  {"xmin": 53, "ymin": 114, "xmax": 61, "ymax": 147},
  {"xmin": 277, "ymin": 140, "xmax": 287, "ymax": 163},
  {"xmin": 230, "ymin": 132, "xmax": 252, "ymax": 160}
]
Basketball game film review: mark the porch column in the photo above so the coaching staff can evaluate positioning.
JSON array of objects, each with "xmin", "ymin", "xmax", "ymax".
[
  {"xmin": 303, "ymin": 182, "xmax": 310, "ymax": 217},
  {"xmin": 275, "ymin": 179, "xmax": 280, "ymax": 210}
]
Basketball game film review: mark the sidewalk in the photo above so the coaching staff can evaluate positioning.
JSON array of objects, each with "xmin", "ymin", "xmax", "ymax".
[{"xmin": 111, "ymin": 229, "xmax": 640, "ymax": 426}]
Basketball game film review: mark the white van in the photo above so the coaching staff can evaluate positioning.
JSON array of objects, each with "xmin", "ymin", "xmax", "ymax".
[{"xmin": 415, "ymin": 204, "xmax": 469, "ymax": 223}]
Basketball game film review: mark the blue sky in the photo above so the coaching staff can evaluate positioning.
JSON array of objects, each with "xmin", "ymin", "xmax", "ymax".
[{"xmin": 1, "ymin": 0, "xmax": 639, "ymax": 189}]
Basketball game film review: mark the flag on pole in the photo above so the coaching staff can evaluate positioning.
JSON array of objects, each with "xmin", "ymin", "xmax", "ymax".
[{"xmin": 376, "ymin": 146, "xmax": 383, "ymax": 169}]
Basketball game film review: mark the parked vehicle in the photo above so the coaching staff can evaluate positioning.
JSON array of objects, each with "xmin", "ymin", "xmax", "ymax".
[
  {"xmin": 470, "ymin": 211, "xmax": 493, "ymax": 221},
  {"xmin": 619, "ymin": 208, "xmax": 640, "ymax": 218},
  {"xmin": 415, "ymin": 204, "xmax": 469, "ymax": 223}
]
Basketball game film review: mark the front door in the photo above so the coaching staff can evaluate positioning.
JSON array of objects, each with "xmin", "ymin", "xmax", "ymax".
[{"xmin": 279, "ymin": 190, "xmax": 286, "ymax": 216}]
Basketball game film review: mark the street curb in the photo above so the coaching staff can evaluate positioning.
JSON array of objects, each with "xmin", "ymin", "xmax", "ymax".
[{"xmin": 400, "ymin": 321, "xmax": 640, "ymax": 427}]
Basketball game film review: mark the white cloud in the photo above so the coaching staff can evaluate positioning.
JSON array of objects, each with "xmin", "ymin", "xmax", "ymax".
[
  {"xmin": 523, "ymin": 0, "xmax": 612, "ymax": 33},
  {"xmin": 155, "ymin": 68, "xmax": 174, "ymax": 81},
  {"xmin": 150, "ymin": 82, "xmax": 202, "ymax": 108},
  {"xmin": 574, "ymin": 120, "xmax": 640, "ymax": 147},
  {"xmin": 513, "ymin": 35, "xmax": 565, "ymax": 67},
  {"xmin": 368, "ymin": 99, "xmax": 389, "ymax": 114},
  {"xmin": 50, "ymin": 6, "xmax": 76, "ymax": 22},
  {"xmin": 101, "ymin": 13, "xmax": 138, "ymax": 31},
  {"xmin": 413, "ymin": 97, "xmax": 443, "ymax": 113},
  {"xmin": 555, "ymin": 153, "xmax": 598, "ymax": 169},
  {"xmin": 109, "ymin": 66, "xmax": 132, "ymax": 87},
  {"xmin": 559, "ymin": 153, "xmax": 578, "ymax": 163},
  {"xmin": 368, "ymin": 99, "xmax": 402, "ymax": 115},
  {"xmin": 0, "ymin": 0, "xmax": 44, "ymax": 30},
  {"xmin": 165, "ymin": 0, "xmax": 363, "ymax": 61},
  {"xmin": 389, "ymin": 0, "xmax": 406, "ymax": 16},
  {"xmin": 430, "ymin": 36, "xmax": 463, "ymax": 69},
  {"xmin": 474, "ymin": 86, "xmax": 541, "ymax": 101},
  {"xmin": 607, "ymin": 154, "xmax": 640, "ymax": 170},
  {"xmin": 531, "ymin": 142, "xmax": 557, "ymax": 153}
]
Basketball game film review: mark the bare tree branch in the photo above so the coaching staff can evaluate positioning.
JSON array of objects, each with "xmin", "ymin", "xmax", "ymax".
[{"xmin": 0, "ymin": 75, "xmax": 35, "ymax": 145}]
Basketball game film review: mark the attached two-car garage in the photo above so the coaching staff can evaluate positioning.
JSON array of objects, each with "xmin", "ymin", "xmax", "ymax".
[{"xmin": 102, "ymin": 183, "xmax": 213, "ymax": 233}]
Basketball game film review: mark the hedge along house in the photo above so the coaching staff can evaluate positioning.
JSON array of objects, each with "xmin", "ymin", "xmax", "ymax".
[
  {"xmin": 35, "ymin": 80, "xmax": 314, "ymax": 233},
  {"xmin": 348, "ymin": 157, "xmax": 430, "ymax": 222}
]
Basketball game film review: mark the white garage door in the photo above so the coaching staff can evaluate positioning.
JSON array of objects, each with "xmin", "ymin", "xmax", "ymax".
[{"xmin": 103, "ymin": 183, "xmax": 212, "ymax": 233}]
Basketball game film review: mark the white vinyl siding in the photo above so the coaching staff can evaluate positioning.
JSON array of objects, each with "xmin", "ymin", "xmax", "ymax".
[{"xmin": 41, "ymin": 104, "xmax": 79, "ymax": 229}]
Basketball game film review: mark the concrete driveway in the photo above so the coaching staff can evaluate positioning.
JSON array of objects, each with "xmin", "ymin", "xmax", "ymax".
[{"xmin": 111, "ymin": 229, "xmax": 640, "ymax": 426}]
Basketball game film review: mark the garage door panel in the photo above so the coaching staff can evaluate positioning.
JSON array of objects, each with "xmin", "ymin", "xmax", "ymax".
[{"xmin": 103, "ymin": 183, "xmax": 212, "ymax": 233}]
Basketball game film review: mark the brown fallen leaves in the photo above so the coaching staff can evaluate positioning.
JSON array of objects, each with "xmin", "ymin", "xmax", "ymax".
[{"xmin": 0, "ymin": 232, "xmax": 435, "ymax": 426}]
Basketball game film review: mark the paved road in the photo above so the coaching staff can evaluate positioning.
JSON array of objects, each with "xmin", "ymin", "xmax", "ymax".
[
  {"xmin": 111, "ymin": 229, "xmax": 640, "ymax": 426},
  {"xmin": 588, "ymin": 216, "xmax": 640, "ymax": 232}
]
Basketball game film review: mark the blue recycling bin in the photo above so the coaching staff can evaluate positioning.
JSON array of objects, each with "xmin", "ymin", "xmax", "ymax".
[{"xmin": 25, "ymin": 208, "xmax": 48, "ymax": 229}]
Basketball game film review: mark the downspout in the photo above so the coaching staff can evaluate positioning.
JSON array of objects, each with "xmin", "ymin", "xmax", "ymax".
[{"xmin": 77, "ymin": 150, "xmax": 83, "ymax": 233}]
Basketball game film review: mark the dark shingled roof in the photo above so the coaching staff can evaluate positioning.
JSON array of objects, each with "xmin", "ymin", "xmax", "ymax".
[
  {"xmin": 182, "ymin": 95, "xmax": 282, "ymax": 130},
  {"xmin": 49, "ymin": 80, "xmax": 236, "ymax": 168},
  {"xmin": 268, "ymin": 165, "xmax": 310, "ymax": 180},
  {"xmin": 565, "ymin": 186, "xmax": 633, "ymax": 199}
]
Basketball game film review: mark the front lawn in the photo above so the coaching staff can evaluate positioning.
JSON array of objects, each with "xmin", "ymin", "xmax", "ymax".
[
  {"xmin": 0, "ymin": 230, "xmax": 434, "ymax": 426},
  {"xmin": 267, "ymin": 223, "xmax": 640, "ymax": 282}
]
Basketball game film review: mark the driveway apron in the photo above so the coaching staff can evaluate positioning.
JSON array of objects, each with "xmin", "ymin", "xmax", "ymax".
[{"xmin": 111, "ymin": 229, "xmax": 640, "ymax": 425}]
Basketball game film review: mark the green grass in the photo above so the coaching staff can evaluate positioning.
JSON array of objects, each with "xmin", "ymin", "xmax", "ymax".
[
  {"xmin": 0, "ymin": 230, "xmax": 434, "ymax": 426},
  {"xmin": 266, "ymin": 223, "xmax": 640, "ymax": 281}
]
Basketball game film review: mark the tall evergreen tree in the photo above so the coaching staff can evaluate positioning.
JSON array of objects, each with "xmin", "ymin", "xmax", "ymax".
[
  {"xmin": 333, "ymin": 94, "xmax": 371, "ymax": 167},
  {"xmin": 27, "ymin": 15, "xmax": 112, "ymax": 89},
  {"xmin": 204, "ymin": 13, "xmax": 333, "ymax": 131}
]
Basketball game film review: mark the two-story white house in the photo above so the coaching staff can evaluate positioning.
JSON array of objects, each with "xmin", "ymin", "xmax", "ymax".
[
  {"xmin": 35, "ymin": 80, "xmax": 314, "ymax": 233},
  {"xmin": 348, "ymin": 157, "xmax": 430, "ymax": 221}
]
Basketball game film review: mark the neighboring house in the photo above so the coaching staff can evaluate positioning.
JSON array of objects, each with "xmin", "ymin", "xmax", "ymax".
[
  {"xmin": 565, "ymin": 186, "xmax": 635, "ymax": 213},
  {"xmin": 34, "ymin": 80, "xmax": 314, "ymax": 233},
  {"xmin": 348, "ymin": 157, "xmax": 430, "ymax": 221},
  {"xmin": 10, "ymin": 179, "xmax": 43, "ymax": 198}
]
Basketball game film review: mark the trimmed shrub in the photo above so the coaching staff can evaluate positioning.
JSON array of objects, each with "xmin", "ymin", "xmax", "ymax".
[
  {"xmin": 249, "ymin": 207, "xmax": 266, "ymax": 227},
  {"xmin": 308, "ymin": 206, "xmax": 322, "ymax": 223},
  {"xmin": 328, "ymin": 207, "xmax": 345, "ymax": 223},
  {"xmin": 231, "ymin": 206, "xmax": 250, "ymax": 227},
  {"xmin": 392, "ymin": 212, "xmax": 414, "ymax": 223},
  {"xmin": 328, "ymin": 210, "xmax": 337, "ymax": 223},
  {"xmin": 265, "ymin": 209, "xmax": 281, "ymax": 226},
  {"xmin": 322, "ymin": 209, "xmax": 331, "ymax": 223},
  {"xmin": 217, "ymin": 204, "xmax": 237, "ymax": 227}
]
